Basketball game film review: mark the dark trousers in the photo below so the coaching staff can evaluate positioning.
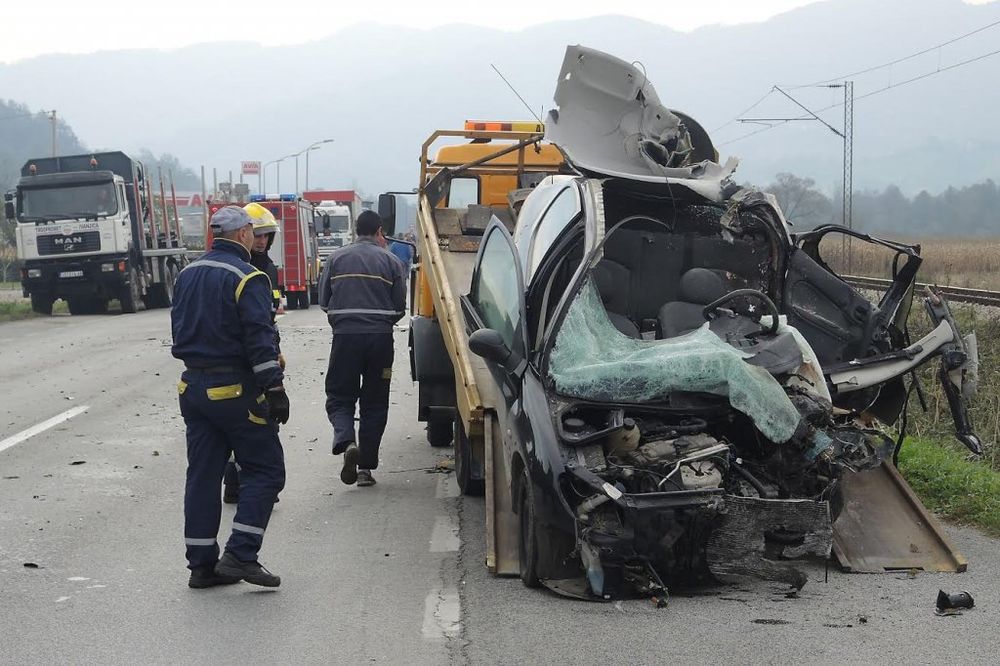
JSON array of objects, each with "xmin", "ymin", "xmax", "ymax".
[
  {"xmin": 325, "ymin": 332, "xmax": 394, "ymax": 470},
  {"xmin": 179, "ymin": 370, "xmax": 285, "ymax": 569}
]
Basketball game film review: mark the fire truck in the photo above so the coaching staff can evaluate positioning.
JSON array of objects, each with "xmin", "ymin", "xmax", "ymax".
[{"xmin": 207, "ymin": 194, "xmax": 320, "ymax": 309}]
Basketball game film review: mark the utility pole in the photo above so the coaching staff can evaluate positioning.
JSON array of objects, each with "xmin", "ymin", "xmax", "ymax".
[
  {"xmin": 841, "ymin": 81, "xmax": 854, "ymax": 274},
  {"xmin": 49, "ymin": 110, "xmax": 57, "ymax": 157},
  {"xmin": 739, "ymin": 82, "xmax": 855, "ymax": 271}
]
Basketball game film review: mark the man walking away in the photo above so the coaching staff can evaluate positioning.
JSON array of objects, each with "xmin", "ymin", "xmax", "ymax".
[
  {"xmin": 171, "ymin": 205, "xmax": 290, "ymax": 588},
  {"xmin": 319, "ymin": 210, "xmax": 406, "ymax": 487}
]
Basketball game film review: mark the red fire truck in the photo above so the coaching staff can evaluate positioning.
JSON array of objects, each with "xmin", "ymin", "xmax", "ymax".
[{"xmin": 207, "ymin": 195, "xmax": 320, "ymax": 309}]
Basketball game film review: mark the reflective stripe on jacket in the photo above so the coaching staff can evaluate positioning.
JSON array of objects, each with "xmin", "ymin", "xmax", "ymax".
[
  {"xmin": 170, "ymin": 238, "xmax": 284, "ymax": 390},
  {"xmin": 319, "ymin": 237, "xmax": 406, "ymax": 334}
]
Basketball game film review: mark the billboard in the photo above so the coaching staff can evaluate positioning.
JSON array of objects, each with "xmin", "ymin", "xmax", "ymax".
[{"xmin": 241, "ymin": 161, "xmax": 261, "ymax": 176}]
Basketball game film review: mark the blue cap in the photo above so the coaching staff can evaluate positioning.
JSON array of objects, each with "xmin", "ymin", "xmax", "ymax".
[{"xmin": 210, "ymin": 205, "xmax": 252, "ymax": 232}]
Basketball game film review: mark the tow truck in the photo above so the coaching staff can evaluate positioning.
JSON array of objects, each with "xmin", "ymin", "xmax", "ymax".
[{"xmin": 379, "ymin": 47, "xmax": 978, "ymax": 598}]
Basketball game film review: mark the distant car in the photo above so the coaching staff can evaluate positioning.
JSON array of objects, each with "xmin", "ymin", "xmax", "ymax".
[{"xmin": 458, "ymin": 47, "xmax": 979, "ymax": 599}]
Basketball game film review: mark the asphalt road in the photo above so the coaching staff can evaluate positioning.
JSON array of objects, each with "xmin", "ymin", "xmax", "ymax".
[{"xmin": 1, "ymin": 308, "xmax": 998, "ymax": 664}]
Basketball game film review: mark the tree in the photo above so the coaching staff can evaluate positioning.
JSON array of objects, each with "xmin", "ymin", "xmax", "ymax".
[{"xmin": 764, "ymin": 173, "xmax": 834, "ymax": 229}]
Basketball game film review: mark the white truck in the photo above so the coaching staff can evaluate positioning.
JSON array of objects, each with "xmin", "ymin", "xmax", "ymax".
[
  {"xmin": 4, "ymin": 151, "xmax": 186, "ymax": 315},
  {"xmin": 313, "ymin": 201, "xmax": 352, "ymax": 261}
]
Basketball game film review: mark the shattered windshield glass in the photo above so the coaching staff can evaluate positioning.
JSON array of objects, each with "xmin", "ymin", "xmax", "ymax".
[{"xmin": 548, "ymin": 277, "xmax": 802, "ymax": 443}]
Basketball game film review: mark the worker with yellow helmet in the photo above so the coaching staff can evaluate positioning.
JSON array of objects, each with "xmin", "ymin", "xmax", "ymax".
[{"xmin": 222, "ymin": 202, "xmax": 285, "ymax": 504}]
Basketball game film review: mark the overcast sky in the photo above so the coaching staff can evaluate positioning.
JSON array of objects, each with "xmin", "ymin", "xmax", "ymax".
[{"xmin": 5, "ymin": 0, "xmax": 829, "ymax": 63}]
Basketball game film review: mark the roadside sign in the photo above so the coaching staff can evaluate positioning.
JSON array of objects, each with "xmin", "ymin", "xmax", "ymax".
[{"xmin": 241, "ymin": 161, "xmax": 261, "ymax": 175}]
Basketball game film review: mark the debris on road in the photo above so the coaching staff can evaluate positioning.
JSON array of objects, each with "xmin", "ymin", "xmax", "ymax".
[
  {"xmin": 69, "ymin": 460, "xmax": 86, "ymax": 465},
  {"xmin": 936, "ymin": 589, "xmax": 975, "ymax": 615},
  {"xmin": 23, "ymin": 562, "xmax": 40, "ymax": 568}
]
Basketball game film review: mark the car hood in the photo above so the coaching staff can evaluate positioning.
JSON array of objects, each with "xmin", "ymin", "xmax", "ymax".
[{"xmin": 544, "ymin": 45, "xmax": 738, "ymax": 202}]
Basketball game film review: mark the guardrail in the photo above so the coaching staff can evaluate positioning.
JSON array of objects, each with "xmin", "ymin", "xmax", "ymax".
[{"xmin": 844, "ymin": 275, "xmax": 1000, "ymax": 308}]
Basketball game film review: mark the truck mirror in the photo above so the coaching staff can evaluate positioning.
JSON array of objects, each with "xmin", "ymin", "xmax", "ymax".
[
  {"xmin": 3, "ymin": 193, "xmax": 14, "ymax": 221},
  {"xmin": 377, "ymin": 193, "xmax": 397, "ymax": 237},
  {"xmin": 321, "ymin": 213, "xmax": 331, "ymax": 232}
]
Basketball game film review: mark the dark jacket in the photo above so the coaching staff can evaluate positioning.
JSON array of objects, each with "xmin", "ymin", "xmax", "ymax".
[
  {"xmin": 171, "ymin": 238, "xmax": 284, "ymax": 390},
  {"xmin": 319, "ymin": 237, "xmax": 406, "ymax": 334}
]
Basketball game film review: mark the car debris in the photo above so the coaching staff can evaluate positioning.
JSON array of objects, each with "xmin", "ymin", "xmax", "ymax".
[{"xmin": 936, "ymin": 589, "xmax": 975, "ymax": 616}]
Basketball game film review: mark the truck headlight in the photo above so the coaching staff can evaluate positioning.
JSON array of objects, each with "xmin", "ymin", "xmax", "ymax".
[
  {"xmin": 101, "ymin": 263, "xmax": 115, "ymax": 272},
  {"xmin": 27, "ymin": 269, "xmax": 41, "ymax": 278}
]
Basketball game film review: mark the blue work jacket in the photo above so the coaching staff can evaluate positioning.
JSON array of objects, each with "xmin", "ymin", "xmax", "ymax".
[{"xmin": 171, "ymin": 238, "xmax": 284, "ymax": 390}]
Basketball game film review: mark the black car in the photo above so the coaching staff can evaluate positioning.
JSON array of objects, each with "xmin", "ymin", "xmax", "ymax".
[{"xmin": 457, "ymin": 46, "xmax": 979, "ymax": 599}]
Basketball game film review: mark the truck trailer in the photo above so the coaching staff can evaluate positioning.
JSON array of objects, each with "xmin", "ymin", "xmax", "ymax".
[{"xmin": 5, "ymin": 151, "xmax": 187, "ymax": 315}]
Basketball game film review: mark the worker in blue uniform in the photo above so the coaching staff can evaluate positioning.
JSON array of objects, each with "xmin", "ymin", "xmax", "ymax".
[
  {"xmin": 171, "ymin": 205, "xmax": 290, "ymax": 588},
  {"xmin": 221, "ymin": 202, "xmax": 286, "ymax": 505},
  {"xmin": 319, "ymin": 210, "xmax": 406, "ymax": 488}
]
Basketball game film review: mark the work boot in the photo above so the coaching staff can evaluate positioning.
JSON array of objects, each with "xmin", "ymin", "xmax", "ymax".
[
  {"xmin": 340, "ymin": 443, "xmax": 359, "ymax": 485},
  {"xmin": 223, "ymin": 482, "xmax": 239, "ymax": 504},
  {"xmin": 188, "ymin": 565, "xmax": 241, "ymax": 589},
  {"xmin": 214, "ymin": 552, "xmax": 281, "ymax": 588},
  {"xmin": 357, "ymin": 469, "xmax": 376, "ymax": 487}
]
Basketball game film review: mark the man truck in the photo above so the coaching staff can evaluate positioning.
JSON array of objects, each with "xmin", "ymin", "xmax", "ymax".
[{"xmin": 5, "ymin": 151, "xmax": 187, "ymax": 315}]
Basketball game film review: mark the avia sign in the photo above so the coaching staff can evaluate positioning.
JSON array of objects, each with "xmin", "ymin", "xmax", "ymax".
[{"xmin": 241, "ymin": 161, "xmax": 261, "ymax": 176}]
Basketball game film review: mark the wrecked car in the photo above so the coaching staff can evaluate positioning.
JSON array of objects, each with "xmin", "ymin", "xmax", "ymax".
[{"xmin": 395, "ymin": 45, "xmax": 980, "ymax": 601}]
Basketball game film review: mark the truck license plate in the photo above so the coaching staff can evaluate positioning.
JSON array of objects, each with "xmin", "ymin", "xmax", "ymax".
[{"xmin": 59, "ymin": 270, "xmax": 84, "ymax": 278}]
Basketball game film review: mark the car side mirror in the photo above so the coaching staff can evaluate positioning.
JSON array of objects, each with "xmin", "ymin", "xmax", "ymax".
[
  {"xmin": 469, "ymin": 328, "xmax": 515, "ymax": 369},
  {"xmin": 377, "ymin": 193, "xmax": 397, "ymax": 237}
]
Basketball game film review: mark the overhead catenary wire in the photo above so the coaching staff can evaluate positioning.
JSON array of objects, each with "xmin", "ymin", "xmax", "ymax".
[{"xmin": 718, "ymin": 45, "xmax": 1000, "ymax": 147}]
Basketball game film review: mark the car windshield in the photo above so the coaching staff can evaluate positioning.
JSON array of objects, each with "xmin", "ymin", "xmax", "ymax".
[{"xmin": 20, "ymin": 181, "xmax": 118, "ymax": 220}]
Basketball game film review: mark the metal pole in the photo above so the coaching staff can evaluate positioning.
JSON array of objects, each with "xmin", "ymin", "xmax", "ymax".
[
  {"xmin": 276, "ymin": 161, "xmax": 281, "ymax": 194},
  {"xmin": 294, "ymin": 154, "xmax": 299, "ymax": 197},
  {"xmin": 258, "ymin": 167, "xmax": 262, "ymax": 195},
  {"xmin": 305, "ymin": 149, "xmax": 310, "ymax": 192},
  {"xmin": 169, "ymin": 170, "xmax": 182, "ymax": 247},
  {"xmin": 50, "ymin": 110, "xmax": 57, "ymax": 157},
  {"xmin": 158, "ymin": 170, "xmax": 169, "ymax": 248},
  {"xmin": 201, "ymin": 165, "xmax": 209, "ymax": 243},
  {"xmin": 212, "ymin": 168, "xmax": 218, "ymax": 202},
  {"xmin": 263, "ymin": 163, "xmax": 268, "ymax": 196}
]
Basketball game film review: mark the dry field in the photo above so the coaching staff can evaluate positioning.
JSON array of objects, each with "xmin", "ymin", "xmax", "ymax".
[{"xmin": 821, "ymin": 237, "xmax": 1000, "ymax": 290}]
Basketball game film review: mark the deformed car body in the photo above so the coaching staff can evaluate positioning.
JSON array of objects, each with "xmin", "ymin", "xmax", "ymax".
[{"xmin": 453, "ymin": 46, "xmax": 980, "ymax": 599}]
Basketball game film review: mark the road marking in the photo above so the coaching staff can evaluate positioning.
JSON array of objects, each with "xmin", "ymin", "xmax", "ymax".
[
  {"xmin": 0, "ymin": 406, "xmax": 90, "ymax": 455},
  {"xmin": 435, "ymin": 474, "xmax": 460, "ymax": 499},
  {"xmin": 422, "ymin": 588, "xmax": 461, "ymax": 640},
  {"xmin": 429, "ymin": 515, "xmax": 460, "ymax": 552}
]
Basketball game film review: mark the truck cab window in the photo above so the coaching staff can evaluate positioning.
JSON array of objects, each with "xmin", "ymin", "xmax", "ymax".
[
  {"xmin": 471, "ymin": 227, "xmax": 520, "ymax": 348},
  {"xmin": 447, "ymin": 177, "xmax": 479, "ymax": 208}
]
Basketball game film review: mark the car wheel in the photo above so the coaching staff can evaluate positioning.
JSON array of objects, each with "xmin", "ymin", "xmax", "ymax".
[
  {"xmin": 426, "ymin": 418, "xmax": 453, "ymax": 447},
  {"xmin": 518, "ymin": 466, "xmax": 541, "ymax": 588},
  {"xmin": 454, "ymin": 419, "xmax": 485, "ymax": 496}
]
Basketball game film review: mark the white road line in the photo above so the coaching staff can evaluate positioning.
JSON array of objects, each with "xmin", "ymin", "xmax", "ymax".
[
  {"xmin": 422, "ymin": 588, "xmax": 461, "ymax": 640},
  {"xmin": 429, "ymin": 515, "xmax": 460, "ymax": 552},
  {"xmin": 0, "ymin": 406, "xmax": 90, "ymax": 454}
]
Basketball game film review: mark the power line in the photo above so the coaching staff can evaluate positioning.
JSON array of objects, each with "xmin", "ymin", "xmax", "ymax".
[
  {"xmin": 792, "ymin": 18, "xmax": 1000, "ymax": 88},
  {"xmin": 718, "ymin": 45, "xmax": 1000, "ymax": 147},
  {"xmin": 712, "ymin": 88, "xmax": 776, "ymax": 132}
]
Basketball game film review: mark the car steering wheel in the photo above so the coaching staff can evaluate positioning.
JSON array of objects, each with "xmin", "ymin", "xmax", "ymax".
[{"xmin": 701, "ymin": 289, "xmax": 780, "ymax": 337}]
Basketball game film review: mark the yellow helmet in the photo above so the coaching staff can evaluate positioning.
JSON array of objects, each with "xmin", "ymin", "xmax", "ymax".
[{"xmin": 244, "ymin": 202, "xmax": 279, "ymax": 236}]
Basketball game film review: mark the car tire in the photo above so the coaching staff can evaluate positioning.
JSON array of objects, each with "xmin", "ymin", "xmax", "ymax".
[
  {"xmin": 454, "ymin": 419, "xmax": 485, "ymax": 496},
  {"xmin": 518, "ymin": 466, "xmax": 542, "ymax": 588},
  {"xmin": 30, "ymin": 294, "xmax": 54, "ymax": 315},
  {"xmin": 426, "ymin": 418, "xmax": 453, "ymax": 448}
]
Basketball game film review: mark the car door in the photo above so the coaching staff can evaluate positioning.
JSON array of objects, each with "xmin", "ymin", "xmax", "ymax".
[
  {"xmin": 783, "ymin": 224, "xmax": 921, "ymax": 369},
  {"xmin": 461, "ymin": 218, "xmax": 529, "ymax": 410}
]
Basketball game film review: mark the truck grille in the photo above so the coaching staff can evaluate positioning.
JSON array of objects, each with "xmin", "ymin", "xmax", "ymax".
[{"xmin": 36, "ymin": 231, "xmax": 102, "ymax": 256}]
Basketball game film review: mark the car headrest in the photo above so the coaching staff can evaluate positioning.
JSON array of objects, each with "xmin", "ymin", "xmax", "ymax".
[{"xmin": 679, "ymin": 268, "xmax": 726, "ymax": 305}]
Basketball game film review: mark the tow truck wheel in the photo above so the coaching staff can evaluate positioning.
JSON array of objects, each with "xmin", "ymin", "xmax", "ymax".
[
  {"xmin": 30, "ymin": 294, "xmax": 54, "ymax": 315},
  {"xmin": 427, "ymin": 419, "xmax": 453, "ymax": 448},
  {"xmin": 454, "ymin": 419, "xmax": 485, "ymax": 496}
]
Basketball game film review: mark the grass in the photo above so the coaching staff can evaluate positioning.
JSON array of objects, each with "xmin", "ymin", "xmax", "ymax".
[
  {"xmin": 0, "ymin": 300, "xmax": 68, "ymax": 322},
  {"xmin": 898, "ymin": 436, "xmax": 1000, "ymax": 538}
]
